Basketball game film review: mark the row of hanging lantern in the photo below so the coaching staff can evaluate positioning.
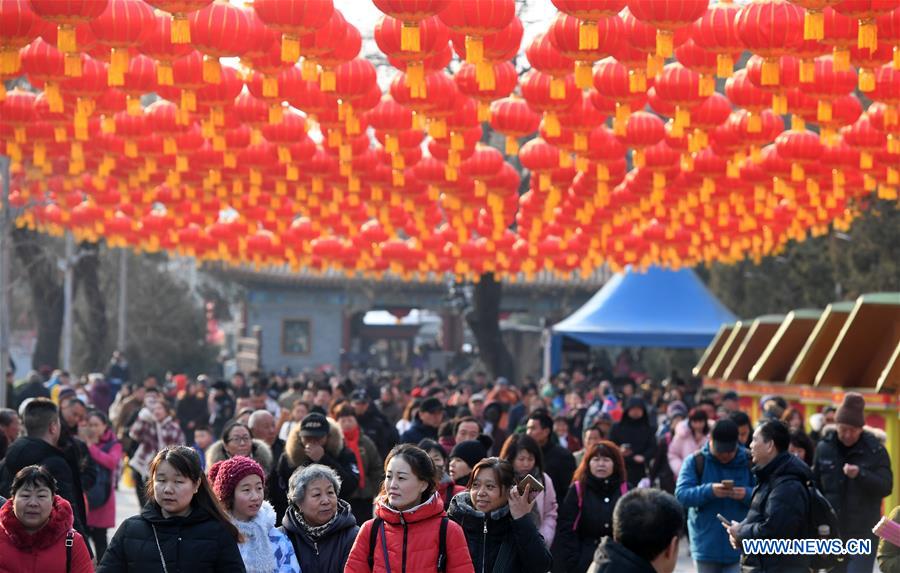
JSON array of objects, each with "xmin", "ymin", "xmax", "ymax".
[{"xmin": 1, "ymin": 0, "xmax": 900, "ymax": 281}]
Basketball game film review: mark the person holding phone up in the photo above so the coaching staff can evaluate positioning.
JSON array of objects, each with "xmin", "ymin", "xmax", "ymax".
[
  {"xmin": 447, "ymin": 457, "xmax": 552, "ymax": 573},
  {"xmin": 675, "ymin": 419, "xmax": 754, "ymax": 573}
]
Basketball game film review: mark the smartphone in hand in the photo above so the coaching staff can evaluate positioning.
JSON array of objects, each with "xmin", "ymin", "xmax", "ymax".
[
  {"xmin": 517, "ymin": 474, "xmax": 545, "ymax": 496},
  {"xmin": 717, "ymin": 513, "xmax": 732, "ymax": 526}
]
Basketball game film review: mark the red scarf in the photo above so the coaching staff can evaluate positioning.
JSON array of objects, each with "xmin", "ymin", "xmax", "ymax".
[{"xmin": 343, "ymin": 425, "xmax": 365, "ymax": 489}]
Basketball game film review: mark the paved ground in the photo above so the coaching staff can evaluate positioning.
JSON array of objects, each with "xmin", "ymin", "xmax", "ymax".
[{"xmin": 111, "ymin": 485, "xmax": 699, "ymax": 571}]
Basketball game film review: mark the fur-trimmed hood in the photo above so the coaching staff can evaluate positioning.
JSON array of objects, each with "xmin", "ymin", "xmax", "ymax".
[
  {"xmin": 206, "ymin": 439, "xmax": 274, "ymax": 474},
  {"xmin": 285, "ymin": 416, "xmax": 345, "ymax": 468},
  {"xmin": 0, "ymin": 495, "xmax": 73, "ymax": 551},
  {"xmin": 821, "ymin": 423, "xmax": 887, "ymax": 445}
]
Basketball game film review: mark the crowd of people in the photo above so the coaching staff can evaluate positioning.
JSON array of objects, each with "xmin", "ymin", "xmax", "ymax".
[{"xmin": 0, "ymin": 364, "xmax": 897, "ymax": 573}]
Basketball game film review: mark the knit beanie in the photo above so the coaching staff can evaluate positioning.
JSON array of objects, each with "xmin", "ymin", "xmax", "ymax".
[
  {"xmin": 835, "ymin": 392, "xmax": 866, "ymax": 428},
  {"xmin": 449, "ymin": 435, "xmax": 492, "ymax": 469},
  {"xmin": 207, "ymin": 456, "xmax": 266, "ymax": 504}
]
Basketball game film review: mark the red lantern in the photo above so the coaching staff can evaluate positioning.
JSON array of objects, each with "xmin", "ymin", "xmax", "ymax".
[
  {"xmin": 376, "ymin": 15, "xmax": 448, "ymax": 96},
  {"xmin": 808, "ymin": 55, "xmax": 858, "ymax": 121},
  {"xmin": 833, "ymin": 0, "xmax": 900, "ymax": 52},
  {"xmin": 775, "ymin": 129, "xmax": 825, "ymax": 180},
  {"xmin": 490, "ymin": 96, "xmax": 541, "ymax": 155},
  {"xmin": 691, "ymin": 1, "xmax": 744, "ymax": 78},
  {"xmin": 20, "ymin": 38, "xmax": 66, "ymax": 112},
  {"xmin": 0, "ymin": 0, "xmax": 40, "ymax": 75},
  {"xmin": 29, "ymin": 0, "xmax": 108, "ymax": 53},
  {"xmin": 138, "ymin": 15, "xmax": 194, "ymax": 86},
  {"xmin": 143, "ymin": 0, "xmax": 213, "ymax": 44},
  {"xmin": 626, "ymin": 0, "xmax": 708, "ymax": 58},
  {"xmin": 252, "ymin": 0, "xmax": 334, "ymax": 65},
  {"xmin": 549, "ymin": 12, "xmax": 624, "ymax": 88},
  {"xmin": 520, "ymin": 70, "xmax": 579, "ymax": 138},
  {"xmin": 438, "ymin": 0, "xmax": 515, "ymax": 64},
  {"xmin": 455, "ymin": 61, "xmax": 517, "ymax": 120},
  {"xmin": 189, "ymin": 3, "xmax": 253, "ymax": 83},
  {"xmin": 551, "ymin": 0, "xmax": 625, "ymax": 50},
  {"xmin": 653, "ymin": 62, "xmax": 707, "ymax": 133},
  {"xmin": 89, "ymin": 0, "xmax": 153, "ymax": 86},
  {"xmin": 620, "ymin": 111, "xmax": 665, "ymax": 167},
  {"xmin": 736, "ymin": 0, "xmax": 805, "ymax": 86},
  {"xmin": 373, "ymin": 0, "xmax": 448, "ymax": 52}
]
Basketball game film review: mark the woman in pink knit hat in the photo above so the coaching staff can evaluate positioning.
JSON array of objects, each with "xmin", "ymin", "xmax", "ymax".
[{"xmin": 208, "ymin": 456, "xmax": 299, "ymax": 573}]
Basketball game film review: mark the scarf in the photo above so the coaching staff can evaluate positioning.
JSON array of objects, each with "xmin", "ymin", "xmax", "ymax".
[
  {"xmin": 343, "ymin": 425, "xmax": 365, "ymax": 489},
  {"xmin": 232, "ymin": 501, "xmax": 277, "ymax": 573},
  {"xmin": 293, "ymin": 505, "xmax": 339, "ymax": 541}
]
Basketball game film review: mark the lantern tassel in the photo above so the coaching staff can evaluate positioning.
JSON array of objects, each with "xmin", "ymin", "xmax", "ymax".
[
  {"xmin": 0, "ymin": 49, "xmax": 19, "ymax": 75},
  {"xmin": 320, "ymin": 69, "xmax": 336, "ymax": 92},
  {"xmin": 465, "ymin": 35, "xmax": 484, "ymax": 64},
  {"xmin": 203, "ymin": 57, "xmax": 221, "ymax": 83},
  {"xmin": 262, "ymin": 75, "xmax": 278, "ymax": 98},
  {"xmin": 181, "ymin": 90, "xmax": 196, "ymax": 112},
  {"xmin": 401, "ymin": 21, "xmax": 420, "ymax": 52},
  {"xmin": 859, "ymin": 67, "xmax": 875, "ymax": 92},
  {"xmin": 408, "ymin": 62, "xmax": 426, "ymax": 97},
  {"xmin": 172, "ymin": 14, "xmax": 190, "ymax": 43},
  {"xmin": 57, "ymin": 25, "xmax": 76, "ymax": 53},
  {"xmin": 800, "ymin": 58, "xmax": 815, "ymax": 82},
  {"xmin": 127, "ymin": 95, "xmax": 141, "ymax": 115},
  {"xmin": 817, "ymin": 100, "xmax": 832, "ymax": 122},
  {"xmin": 45, "ymin": 83, "xmax": 63, "ymax": 113},
  {"xmin": 462, "ymin": 59, "xmax": 485, "ymax": 90},
  {"xmin": 804, "ymin": 10, "xmax": 825, "ymax": 40},
  {"xmin": 505, "ymin": 137, "xmax": 519, "ymax": 155},
  {"xmin": 575, "ymin": 61, "xmax": 592, "ymax": 89},
  {"xmin": 550, "ymin": 77, "xmax": 566, "ymax": 100},
  {"xmin": 761, "ymin": 58, "xmax": 779, "ymax": 85},
  {"xmin": 579, "ymin": 21, "xmax": 599, "ymax": 50},
  {"xmin": 858, "ymin": 19, "xmax": 877, "ymax": 51},
  {"xmin": 772, "ymin": 94, "xmax": 787, "ymax": 115},
  {"xmin": 109, "ymin": 48, "xmax": 128, "ymax": 86},
  {"xmin": 629, "ymin": 68, "xmax": 647, "ymax": 93},
  {"xmin": 633, "ymin": 148, "xmax": 645, "ymax": 168},
  {"xmin": 833, "ymin": 47, "xmax": 850, "ymax": 72},
  {"xmin": 656, "ymin": 30, "xmax": 674, "ymax": 58},
  {"xmin": 544, "ymin": 112, "xmax": 560, "ymax": 137},
  {"xmin": 477, "ymin": 101, "xmax": 490, "ymax": 122},
  {"xmin": 716, "ymin": 54, "xmax": 733, "ymax": 78},
  {"xmin": 158, "ymin": 62, "xmax": 174, "ymax": 85},
  {"xmin": 64, "ymin": 53, "xmax": 82, "ymax": 77},
  {"xmin": 894, "ymin": 46, "xmax": 900, "ymax": 69},
  {"xmin": 282, "ymin": 34, "xmax": 300, "ymax": 63}
]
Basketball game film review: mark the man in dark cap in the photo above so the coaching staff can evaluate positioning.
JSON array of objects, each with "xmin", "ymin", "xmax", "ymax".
[
  {"xmin": 814, "ymin": 392, "xmax": 893, "ymax": 573},
  {"xmin": 399, "ymin": 397, "xmax": 444, "ymax": 444},
  {"xmin": 270, "ymin": 411, "xmax": 360, "ymax": 523},
  {"xmin": 676, "ymin": 418, "xmax": 754, "ymax": 573},
  {"xmin": 350, "ymin": 388, "xmax": 398, "ymax": 458}
]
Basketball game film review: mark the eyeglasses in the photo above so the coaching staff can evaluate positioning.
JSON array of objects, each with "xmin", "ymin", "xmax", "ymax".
[{"xmin": 227, "ymin": 436, "xmax": 252, "ymax": 444}]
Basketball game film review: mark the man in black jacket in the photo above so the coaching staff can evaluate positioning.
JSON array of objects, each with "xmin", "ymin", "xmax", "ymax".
[
  {"xmin": 725, "ymin": 420, "xmax": 811, "ymax": 573},
  {"xmin": 58, "ymin": 396, "xmax": 97, "ymax": 525},
  {"xmin": 587, "ymin": 488, "xmax": 684, "ymax": 573},
  {"xmin": 270, "ymin": 412, "xmax": 360, "ymax": 523},
  {"xmin": 351, "ymin": 389, "xmax": 398, "ymax": 458},
  {"xmin": 813, "ymin": 393, "xmax": 893, "ymax": 573},
  {"xmin": 526, "ymin": 409, "xmax": 576, "ymax": 505},
  {"xmin": 0, "ymin": 398, "xmax": 90, "ymax": 543}
]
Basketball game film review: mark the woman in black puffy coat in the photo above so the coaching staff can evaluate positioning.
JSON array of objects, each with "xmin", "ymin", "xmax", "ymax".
[
  {"xmin": 553, "ymin": 441, "xmax": 628, "ymax": 573},
  {"xmin": 97, "ymin": 445, "xmax": 245, "ymax": 573},
  {"xmin": 447, "ymin": 457, "xmax": 552, "ymax": 573}
]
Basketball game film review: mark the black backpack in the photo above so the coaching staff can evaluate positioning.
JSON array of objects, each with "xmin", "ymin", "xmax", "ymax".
[
  {"xmin": 802, "ymin": 479, "xmax": 843, "ymax": 572},
  {"xmin": 367, "ymin": 516, "xmax": 448, "ymax": 572},
  {"xmin": 766, "ymin": 474, "xmax": 843, "ymax": 573},
  {"xmin": 86, "ymin": 440, "xmax": 117, "ymax": 509}
]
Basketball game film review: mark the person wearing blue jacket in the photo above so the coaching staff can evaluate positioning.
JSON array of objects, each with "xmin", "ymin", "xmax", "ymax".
[{"xmin": 675, "ymin": 419, "xmax": 754, "ymax": 573}]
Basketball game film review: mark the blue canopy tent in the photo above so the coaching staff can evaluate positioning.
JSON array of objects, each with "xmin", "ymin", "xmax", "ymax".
[{"xmin": 549, "ymin": 267, "xmax": 736, "ymax": 373}]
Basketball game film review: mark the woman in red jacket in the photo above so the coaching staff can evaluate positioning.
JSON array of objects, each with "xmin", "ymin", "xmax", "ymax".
[
  {"xmin": 0, "ymin": 465, "xmax": 92, "ymax": 573},
  {"xmin": 346, "ymin": 444, "xmax": 474, "ymax": 573}
]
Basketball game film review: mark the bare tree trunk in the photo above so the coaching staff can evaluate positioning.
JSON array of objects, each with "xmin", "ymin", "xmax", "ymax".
[
  {"xmin": 74, "ymin": 241, "xmax": 108, "ymax": 372},
  {"xmin": 465, "ymin": 272, "xmax": 515, "ymax": 381},
  {"xmin": 12, "ymin": 227, "xmax": 63, "ymax": 369}
]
